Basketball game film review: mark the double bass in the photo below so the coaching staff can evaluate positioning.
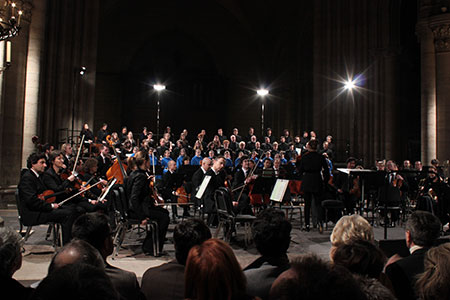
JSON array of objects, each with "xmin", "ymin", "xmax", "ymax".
[{"xmin": 106, "ymin": 135, "xmax": 128, "ymax": 184}]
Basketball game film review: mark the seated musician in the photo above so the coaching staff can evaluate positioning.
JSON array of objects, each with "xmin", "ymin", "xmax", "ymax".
[
  {"xmin": 43, "ymin": 152, "xmax": 104, "ymax": 213},
  {"xmin": 421, "ymin": 166, "xmax": 450, "ymax": 225},
  {"xmin": 377, "ymin": 160, "xmax": 408, "ymax": 224},
  {"xmin": 97, "ymin": 123, "xmax": 109, "ymax": 144},
  {"xmin": 160, "ymin": 160, "xmax": 190, "ymax": 221},
  {"xmin": 18, "ymin": 153, "xmax": 79, "ymax": 244},
  {"xmin": 335, "ymin": 157, "xmax": 357, "ymax": 214},
  {"xmin": 96, "ymin": 144, "xmax": 111, "ymax": 178},
  {"xmin": 78, "ymin": 158, "xmax": 108, "ymax": 199},
  {"xmin": 231, "ymin": 157, "xmax": 253, "ymax": 215},
  {"xmin": 80, "ymin": 123, "xmax": 94, "ymax": 146},
  {"xmin": 125, "ymin": 151, "xmax": 170, "ymax": 254},
  {"xmin": 191, "ymin": 148, "xmax": 203, "ymax": 166},
  {"xmin": 60, "ymin": 143, "xmax": 73, "ymax": 167}
]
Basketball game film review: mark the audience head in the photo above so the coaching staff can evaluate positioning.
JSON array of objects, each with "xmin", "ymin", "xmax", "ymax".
[
  {"xmin": 405, "ymin": 211, "xmax": 441, "ymax": 248},
  {"xmin": 252, "ymin": 208, "xmax": 292, "ymax": 257},
  {"xmin": 48, "ymin": 239, "xmax": 104, "ymax": 274},
  {"xmin": 0, "ymin": 227, "xmax": 23, "ymax": 278},
  {"xmin": 415, "ymin": 243, "xmax": 450, "ymax": 300},
  {"xmin": 71, "ymin": 212, "xmax": 113, "ymax": 260},
  {"xmin": 354, "ymin": 275, "xmax": 396, "ymax": 300},
  {"xmin": 173, "ymin": 219, "xmax": 212, "ymax": 265},
  {"xmin": 269, "ymin": 254, "xmax": 366, "ymax": 300},
  {"xmin": 185, "ymin": 238, "xmax": 247, "ymax": 300},
  {"xmin": 306, "ymin": 139, "xmax": 319, "ymax": 151},
  {"xmin": 33, "ymin": 263, "xmax": 119, "ymax": 300},
  {"xmin": 330, "ymin": 214, "xmax": 374, "ymax": 247},
  {"xmin": 331, "ymin": 239, "xmax": 386, "ymax": 279}
]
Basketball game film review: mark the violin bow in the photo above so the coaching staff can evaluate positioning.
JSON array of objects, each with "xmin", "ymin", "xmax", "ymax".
[{"xmin": 72, "ymin": 134, "xmax": 85, "ymax": 174}]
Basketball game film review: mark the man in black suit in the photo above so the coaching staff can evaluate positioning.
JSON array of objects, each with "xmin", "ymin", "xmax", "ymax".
[
  {"xmin": 296, "ymin": 139, "xmax": 330, "ymax": 233},
  {"xmin": 231, "ymin": 157, "xmax": 253, "ymax": 215},
  {"xmin": 96, "ymin": 144, "xmax": 111, "ymax": 178},
  {"xmin": 191, "ymin": 158, "xmax": 211, "ymax": 192},
  {"xmin": 18, "ymin": 153, "xmax": 78, "ymax": 243},
  {"xmin": 245, "ymin": 209, "xmax": 291, "ymax": 300},
  {"xmin": 72, "ymin": 212, "xmax": 144, "ymax": 300},
  {"xmin": 141, "ymin": 219, "xmax": 211, "ymax": 300},
  {"xmin": 160, "ymin": 160, "xmax": 188, "ymax": 220},
  {"xmin": 203, "ymin": 156, "xmax": 226, "ymax": 223},
  {"xmin": 385, "ymin": 211, "xmax": 441, "ymax": 300}
]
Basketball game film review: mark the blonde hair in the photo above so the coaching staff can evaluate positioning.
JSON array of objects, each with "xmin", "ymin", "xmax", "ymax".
[
  {"xmin": 330, "ymin": 214, "xmax": 374, "ymax": 246},
  {"xmin": 415, "ymin": 243, "xmax": 450, "ymax": 300}
]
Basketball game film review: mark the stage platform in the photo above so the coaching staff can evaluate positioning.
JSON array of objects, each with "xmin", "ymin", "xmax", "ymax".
[{"xmin": 0, "ymin": 209, "xmax": 406, "ymax": 287}]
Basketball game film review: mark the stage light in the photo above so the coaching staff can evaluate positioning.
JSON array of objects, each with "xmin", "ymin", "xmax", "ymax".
[
  {"xmin": 257, "ymin": 89, "xmax": 269, "ymax": 96},
  {"xmin": 79, "ymin": 66, "xmax": 86, "ymax": 76},
  {"xmin": 153, "ymin": 84, "xmax": 166, "ymax": 91},
  {"xmin": 344, "ymin": 79, "xmax": 356, "ymax": 90}
]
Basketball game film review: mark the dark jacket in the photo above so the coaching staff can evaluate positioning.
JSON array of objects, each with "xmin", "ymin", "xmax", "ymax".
[
  {"xmin": 125, "ymin": 169, "xmax": 153, "ymax": 220},
  {"xmin": 141, "ymin": 260, "xmax": 185, "ymax": 300},
  {"xmin": 296, "ymin": 151, "xmax": 330, "ymax": 193},
  {"xmin": 18, "ymin": 169, "xmax": 53, "ymax": 226},
  {"xmin": 385, "ymin": 247, "xmax": 429, "ymax": 300}
]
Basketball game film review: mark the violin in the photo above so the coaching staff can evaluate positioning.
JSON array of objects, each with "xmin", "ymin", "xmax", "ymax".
[
  {"xmin": 38, "ymin": 190, "xmax": 69, "ymax": 203},
  {"xmin": 147, "ymin": 172, "xmax": 164, "ymax": 205},
  {"xmin": 60, "ymin": 168, "xmax": 82, "ymax": 190},
  {"xmin": 175, "ymin": 185, "xmax": 190, "ymax": 204}
]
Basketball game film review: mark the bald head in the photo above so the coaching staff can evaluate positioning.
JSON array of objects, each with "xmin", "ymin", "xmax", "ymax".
[
  {"xmin": 202, "ymin": 158, "xmax": 211, "ymax": 171},
  {"xmin": 48, "ymin": 239, "xmax": 104, "ymax": 274}
]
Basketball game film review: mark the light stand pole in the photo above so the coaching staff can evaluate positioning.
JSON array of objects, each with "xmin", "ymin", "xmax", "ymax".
[
  {"xmin": 71, "ymin": 67, "xmax": 86, "ymax": 147},
  {"xmin": 257, "ymin": 89, "xmax": 269, "ymax": 137},
  {"xmin": 153, "ymin": 84, "xmax": 166, "ymax": 140}
]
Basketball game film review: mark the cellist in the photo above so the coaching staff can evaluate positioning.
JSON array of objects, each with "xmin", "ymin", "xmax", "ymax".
[{"xmin": 160, "ymin": 160, "xmax": 190, "ymax": 222}]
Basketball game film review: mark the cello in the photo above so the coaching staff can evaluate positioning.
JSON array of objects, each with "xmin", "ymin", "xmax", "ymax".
[{"xmin": 106, "ymin": 135, "xmax": 128, "ymax": 184}]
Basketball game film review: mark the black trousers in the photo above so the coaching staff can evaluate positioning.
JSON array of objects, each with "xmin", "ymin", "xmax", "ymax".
[
  {"xmin": 303, "ymin": 191, "xmax": 323, "ymax": 226},
  {"xmin": 146, "ymin": 206, "xmax": 170, "ymax": 252},
  {"xmin": 36, "ymin": 205, "xmax": 81, "ymax": 244}
]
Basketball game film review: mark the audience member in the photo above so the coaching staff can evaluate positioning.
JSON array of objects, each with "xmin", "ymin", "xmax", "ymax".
[
  {"xmin": 71, "ymin": 212, "xmax": 143, "ymax": 300},
  {"xmin": 269, "ymin": 254, "xmax": 366, "ymax": 300},
  {"xmin": 385, "ymin": 211, "xmax": 441, "ymax": 300},
  {"xmin": 141, "ymin": 219, "xmax": 211, "ymax": 300},
  {"xmin": 47, "ymin": 239, "xmax": 104, "ymax": 274},
  {"xmin": 354, "ymin": 274, "xmax": 396, "ymax": 300},
  {"xmin": 329, "ymin": 214, "xmax": 374, "ymax": 258},
  {"xmin": 332, "ymin": 239, "xmax": 386, "ymax": 279},
  {"xmin": 185, "ymin": 238, "xmax": 254, "ymax": 300},
  {"xmin": 415, "ymin": 242, "xmax": 450, "ymax": 300},
  {"xmin": 244, "ymin": 208, "xmax": 292, "ymax": 300},
  {"xmin": 32, "ymin": 263, "xmax": 119, "ymax": 300},
  {"xmin": 0, "ymin": 227, "xmax": 33, "ymax": 300}
]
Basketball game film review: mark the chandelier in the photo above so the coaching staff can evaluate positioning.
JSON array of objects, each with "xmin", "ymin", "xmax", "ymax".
[{"xmin": 0, "ymin": 1, "xmax": 22, "ymax": 41}]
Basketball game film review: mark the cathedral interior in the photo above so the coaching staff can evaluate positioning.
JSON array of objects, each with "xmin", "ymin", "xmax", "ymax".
[{"xmin": 0, "ymin": 0, "xmax": 449, "ymax": 194}]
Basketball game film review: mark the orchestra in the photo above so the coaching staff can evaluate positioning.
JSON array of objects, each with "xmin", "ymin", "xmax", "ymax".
[{"xmin": 17, "ymin": 122, "xmax": 450, "ymax": 254}]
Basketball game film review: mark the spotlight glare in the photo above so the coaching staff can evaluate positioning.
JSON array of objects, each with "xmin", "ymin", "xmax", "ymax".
[
  {"xmin": 257, "ymin": 89, "xmax": 269, "ymax": 96},
  {"xmin": 344, "ymin": 79, "xmax": 356, "ymax": 90},
  {"xmin": 153, "ymin": 84, "xmax": 166, "ymax": 91}
]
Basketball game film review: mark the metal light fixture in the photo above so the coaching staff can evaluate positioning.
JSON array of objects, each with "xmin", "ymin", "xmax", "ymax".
[{"xmin": 0, "ymin": 1, "xmax": 22, "ymax": 41}]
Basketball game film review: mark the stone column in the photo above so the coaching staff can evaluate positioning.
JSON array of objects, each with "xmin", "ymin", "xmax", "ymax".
[
  {"xmin": 22, "ymin": 0, "xmax": 45, "ymax": 167},
  {"xmin": 416, "ymin": 21, "xmax": 437, "ymax": 164},
  {"xmin": 430, "ymin": 15, "xmax": 450, "ymax": 161}
]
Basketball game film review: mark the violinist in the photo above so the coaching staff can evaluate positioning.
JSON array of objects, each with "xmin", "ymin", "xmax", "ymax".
[
  {"xmin": 231, "ymin": 158, "xmax": 253, "ymax": 215},
  {"xmin": 203, "ymin": 156, "xmax": 226, "ymax": 223},
  {"xmin": 61, "ymin": 143, "xmax": 73, "ymax": 167},
  {"xmin": 79, "ymin": 158, "xmax": 108, "ymax": 199},
  {"xmin": 18, "ymin": 153, "xmax": 79, "ymax": 244},
  {"xmin": 334, "ymin": 157, "xmax": 357, "ymax": 214},
  {"xmin": 125, "ymin": 151, "xmax": 170, "ymax": 254},
  {"xmin": 97, "ymin": 144, "xmax": 112, "ymax": 178},
  {"xmin": 160, "ymin": 160, "xmax": 190, "ymax": 221},
  {"xmin": 43, "ymin": 152, "xmax": 102, "ymax": 213}
]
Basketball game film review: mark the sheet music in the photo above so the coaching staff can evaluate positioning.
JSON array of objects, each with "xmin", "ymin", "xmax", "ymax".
[
  {"xmin": 270, "ymin": 179, "xmax": 290, "ymax": 202},
  {"xmin": 195, "ymin": 175, "xmax": 211, "ymax": 199}
]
